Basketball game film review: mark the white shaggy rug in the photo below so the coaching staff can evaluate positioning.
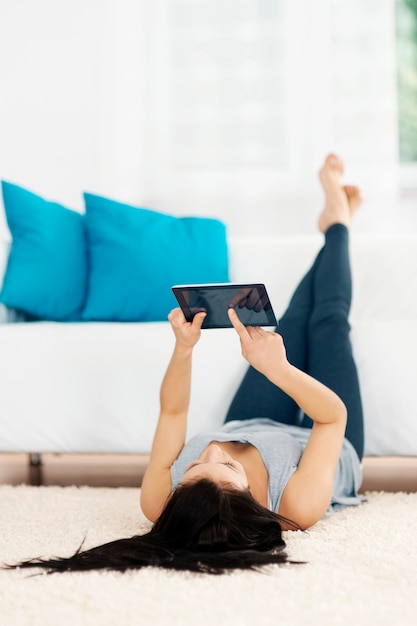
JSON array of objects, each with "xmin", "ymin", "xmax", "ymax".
[{"xmin": 1, "ymin": 486, "xmax": 416, "ymax": 626}]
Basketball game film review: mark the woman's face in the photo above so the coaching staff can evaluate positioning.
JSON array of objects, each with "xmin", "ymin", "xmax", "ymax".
[{"xmin": 180, "ymin": 443, "xmax": 249, "ymax": 490}]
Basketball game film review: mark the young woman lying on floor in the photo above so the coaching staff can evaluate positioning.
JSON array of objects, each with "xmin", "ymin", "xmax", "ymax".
[{"xmin": 9, "ymin": 154, "xmax": 365, "ymax": 574}]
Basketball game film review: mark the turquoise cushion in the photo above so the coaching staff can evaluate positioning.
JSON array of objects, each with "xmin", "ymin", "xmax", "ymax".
[
  {"xmin": 82, "ymin": 193, "xmax": 229, "ymax": 321},
  {"xmin": 0, "ymin": 181, "xmax": 87, "ymax": 320}
]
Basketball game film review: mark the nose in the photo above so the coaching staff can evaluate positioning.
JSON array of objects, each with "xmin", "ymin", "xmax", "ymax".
[{"xmin": 202, "ymin": 444, "xmax": 224, "ymax": 463}]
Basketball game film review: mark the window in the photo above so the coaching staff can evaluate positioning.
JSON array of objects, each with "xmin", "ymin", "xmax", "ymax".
[
  {"xmin": 396, "ymin": 0, "xmax": 417, "ymax": 163},
  {"xmin": 140, "ymin": 0, "xmax": 409, "ymax": 230},
  {"xmin": 168, "ymin": 1, "xmax": 289, "ymax": 171}
]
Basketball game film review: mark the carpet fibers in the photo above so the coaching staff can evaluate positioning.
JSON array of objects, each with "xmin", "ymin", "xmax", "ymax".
[{"xmin": 1, "ymin": 486, "xmax": 416, "ymax": 626}]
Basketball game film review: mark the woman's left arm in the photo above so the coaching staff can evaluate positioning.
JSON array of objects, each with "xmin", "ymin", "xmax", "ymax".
[
  {"xmin": 270, "ymin": 364, "xmax": 347, "ymax": 529},
  {"xmin": 140, "ymin": 308, "xmax": 206, "ymax": 521},
  {"xmin": 228, "ymin": 308, "xmax": 347, "ymax": 529}
]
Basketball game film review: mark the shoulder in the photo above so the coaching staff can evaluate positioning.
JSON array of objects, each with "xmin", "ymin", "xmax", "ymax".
[
  {"xmin": 278, "ymin": 469, "xmax": 335, "ymax": 529},
  {"xmin": 141, "ymin": 433, "xmax": 211, "ymax": 522},
  {"xmin": 277, "ymin": 422, "xmax": 347, "ymax": 528}
]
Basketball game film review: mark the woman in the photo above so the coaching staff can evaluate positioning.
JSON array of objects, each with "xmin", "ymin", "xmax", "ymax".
[{"xmin": 11, "ymin": 154, "xmax": 365, "ymax": 574}]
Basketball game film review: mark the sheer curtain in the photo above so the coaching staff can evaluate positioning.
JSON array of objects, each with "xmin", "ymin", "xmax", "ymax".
[
  {"xmin": 104, "ymin": 0, "xmax": 400, "ymax": 235},
  {"xmin": 0, "ymin": 0, "xmax": 401, "ymax": 239}
]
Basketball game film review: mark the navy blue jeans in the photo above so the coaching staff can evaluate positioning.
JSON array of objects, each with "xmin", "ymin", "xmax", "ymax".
[{"xmin": 224, "ymin": 224, "xmax": 364, "ymax": 460}]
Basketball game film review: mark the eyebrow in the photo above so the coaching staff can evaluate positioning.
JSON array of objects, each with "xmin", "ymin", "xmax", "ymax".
[{"xmin": 185, "ymin": 461, "xmax": 238, "ymax": 474}]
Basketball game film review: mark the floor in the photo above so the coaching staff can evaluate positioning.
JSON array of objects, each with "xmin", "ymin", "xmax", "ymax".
[{"xmin": 1, "ymin": 453, "xmax": 416, "ymax": 493}]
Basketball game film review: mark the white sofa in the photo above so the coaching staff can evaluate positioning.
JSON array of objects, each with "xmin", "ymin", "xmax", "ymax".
[{"xmin": 0, "ymin": 233, "xmax": 416, "ymax": 460}]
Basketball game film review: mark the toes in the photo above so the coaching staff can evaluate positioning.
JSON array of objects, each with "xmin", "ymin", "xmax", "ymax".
[
  {"xmin": 343, "ymin": 185, "xmax": 362, "ymax": 201},
  {"xmin": 326, "ymin": 153, "xmax": 340, "ymax": 164},
  {"xmin": 319, "ymin": 154, "xmax": 344, "ymax": 181},
  {"xmin": 325, "ymin": 153, "xmax": 344, "ymax": 172},
  {"xmin": 343, "ymin": 184, "xmax": 358, "ymax": 195},
  {"xmin": 342, "ymin": 185, "xmax": 362, "ymax": 214}
]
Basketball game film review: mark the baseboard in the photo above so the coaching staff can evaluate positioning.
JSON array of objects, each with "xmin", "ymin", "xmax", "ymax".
[{"xmin": 361, "ymin": 456, "xmax": 417, "ymax": 493}]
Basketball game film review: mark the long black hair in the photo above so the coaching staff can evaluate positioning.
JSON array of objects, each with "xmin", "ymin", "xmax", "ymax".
[{"xmin": 8, "ymin": 479, "xmax": 301, "ymax": 575}]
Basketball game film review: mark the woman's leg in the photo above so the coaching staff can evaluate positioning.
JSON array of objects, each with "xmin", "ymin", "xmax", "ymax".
[
  {"xmin": 225, "ymin": 154, "xmax": 364, "ymax": 460},
  {"xmin": 224, "ymin": 244, "xmax": 323, "ymax": 425},
  {"xmin": 299, "ymin": 159, "xmax": 364, "ymax": 459},
  {"xmin": 224, "ymin": 154, "xmax": 347, "ymax": 426}
]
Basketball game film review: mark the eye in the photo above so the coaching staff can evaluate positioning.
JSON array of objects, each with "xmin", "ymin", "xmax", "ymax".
[{"xmin": 223, "ymin": 461, "xmax": 236, "ymax": 468}]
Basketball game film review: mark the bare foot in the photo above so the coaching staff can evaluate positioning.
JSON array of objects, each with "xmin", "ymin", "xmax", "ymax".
[
  {"xmin": 318, "ymin": 154, "xmax": 353, "ymax": 233},
  {"xmin": 343, "ymin": 185, "xmax": 362, "ymax": 221}
]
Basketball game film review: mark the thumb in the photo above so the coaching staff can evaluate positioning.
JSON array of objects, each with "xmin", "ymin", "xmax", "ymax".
[{"xmin": 192, "ymin": 311, "xmax": 206, "ymax": 329}]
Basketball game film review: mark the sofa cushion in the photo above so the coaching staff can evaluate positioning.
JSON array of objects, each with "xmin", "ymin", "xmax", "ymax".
[
  {"xmin": 82, "ymin": 193, "xmax": 229, "ymax": 321},
  {"xmin": 0, "ymin": 182, "xmax": 87, "ymax": 321},
  {"xmin": 0, "ymin": 238, "xmax": 10, "ymax": 291}
]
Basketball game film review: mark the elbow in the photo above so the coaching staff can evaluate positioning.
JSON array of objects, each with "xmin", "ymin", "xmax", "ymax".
[
  {"xmin": 140, "ymin": 494, "xmax": 159, "ymax": 524},
  {"xmin": 321, "ymin": 394, "xmax": 347, "ymax": 426},
  {"xmin": 338, "ymin": 400, "xmax": 348, "ymax": 426}
]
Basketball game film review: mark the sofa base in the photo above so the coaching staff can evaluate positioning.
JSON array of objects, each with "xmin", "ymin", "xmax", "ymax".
[
  {"xmin": 1, "ymin": 453, "xmax": 416, "ymax": 493},
  {"xmin": 360, "ymin": 457, "xmax": 417, "ymax": 493}
]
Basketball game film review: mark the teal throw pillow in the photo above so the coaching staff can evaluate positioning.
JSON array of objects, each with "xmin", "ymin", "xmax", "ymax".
[
  {"xmin": 0, "ymin": 181, "xmax": 87, "ymax": 320},
  {"xmin": 82, "ymin": 193, "xmax": 229, "ymax": 321}
]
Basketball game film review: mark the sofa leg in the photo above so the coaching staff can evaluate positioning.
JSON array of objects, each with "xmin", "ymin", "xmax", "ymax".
[
  {"xmin": 29, "ymin": 453, "xmax": 42, "ymax": 466},
  {"xmin": 28, "ymin": 453, "xmax": 43, "ymax": 486}
]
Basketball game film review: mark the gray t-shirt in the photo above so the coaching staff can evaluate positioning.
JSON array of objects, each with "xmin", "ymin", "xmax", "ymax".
[{"xmin": 171, "ymin": 418, "xmax": 364, "ymax": 514}]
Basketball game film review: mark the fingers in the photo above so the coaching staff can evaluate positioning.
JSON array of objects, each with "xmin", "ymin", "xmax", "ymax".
[
  {"xmin": 229, "ymin": 287, "xmax": 260, "ymax": 311},
  {"xmin": 228, "ymin": 287, "xmax": 270, "ymax": 313},
  {"xmin": 228, "ymin": 287, "xmax": 251, "ymax": 309},
  {"xmin": 168, "ymin": 307, "xmax": 185, "ymax": 324},
  {"xmin": 168, "ymin": 307, "xmax": 206, "ymax": 328},
  {"xmin": 228, "ymin": 308, "xmax": 248, "ymax": 337},
  {"xmin": 245, "ymin": 289, "xmax": 263, "ymax": 312},
  {"xmin": 228, "ymin": 308, "xmax": 266, "ymax": 337}
]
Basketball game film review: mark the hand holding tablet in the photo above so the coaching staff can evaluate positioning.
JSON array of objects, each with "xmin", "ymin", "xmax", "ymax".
[{"xmin": 171, "ymin": 283, "xmax": 277, "ymax": 329}]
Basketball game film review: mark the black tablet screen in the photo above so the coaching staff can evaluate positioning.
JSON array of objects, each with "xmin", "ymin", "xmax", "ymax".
[{"xmin": 172, "ymin": 283, "xmax": 277, "ymax": 329}]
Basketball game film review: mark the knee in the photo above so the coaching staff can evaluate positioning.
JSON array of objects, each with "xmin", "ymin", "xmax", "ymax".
[{"xmin": 309, "ymin": 304, "xmax": 351, "ymax": 331}]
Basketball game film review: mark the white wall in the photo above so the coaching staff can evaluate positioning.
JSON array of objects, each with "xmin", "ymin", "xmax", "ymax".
[
  {"xmin": 0, "ymin": 0, "xmax": 413, "ymax": 240},
  {"xmin": 0, "ymin": 0, "xmax": 147, "ymax": 237},
  {"xmin": 0, "ymin": 1, "xmax": 100, "ymax": 214}
]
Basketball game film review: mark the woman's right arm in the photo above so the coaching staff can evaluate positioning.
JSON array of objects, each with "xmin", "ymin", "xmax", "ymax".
[{"xmin": 140, "ymin": 308, "xmax": 206, "ymax": 522}]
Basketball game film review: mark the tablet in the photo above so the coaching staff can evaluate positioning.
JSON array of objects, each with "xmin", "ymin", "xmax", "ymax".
[{"xmin": 171, "ymin": 283, "xmax": 277, "ymax": 329}]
